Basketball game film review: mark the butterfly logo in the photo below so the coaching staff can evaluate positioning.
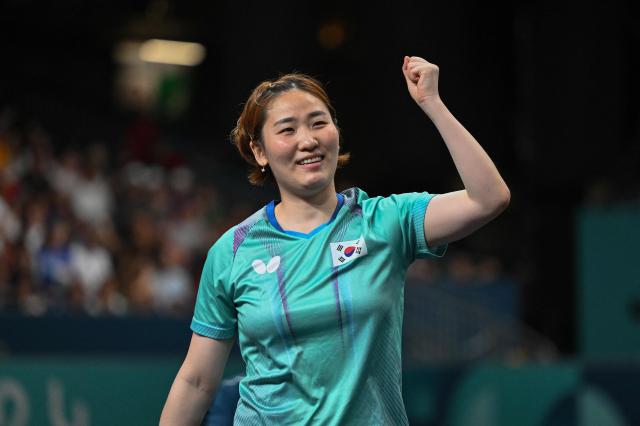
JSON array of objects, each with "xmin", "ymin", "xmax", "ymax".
[{"xmin": 251, "ymin": 256, "xmax": 281, "ymax": 274}]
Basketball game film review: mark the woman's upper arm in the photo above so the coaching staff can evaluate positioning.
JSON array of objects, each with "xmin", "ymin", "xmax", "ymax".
[
  {"xmin": 424, "ymin": 190, "xmax": 508, "ymax": 248},
  {"xmin": 178, "ymin": 332, "xmax": 235, "ymax": 394}
]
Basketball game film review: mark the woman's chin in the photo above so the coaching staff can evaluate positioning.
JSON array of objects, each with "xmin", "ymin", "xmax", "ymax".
[{"xmin": 297, "ymin": 176, "xmax": 335, "ymax": 196}]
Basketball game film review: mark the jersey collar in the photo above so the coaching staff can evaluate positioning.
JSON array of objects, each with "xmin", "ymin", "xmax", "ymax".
[{"xmin": 266, "ymin": 193, "xmax": 345, "ymax": 238}]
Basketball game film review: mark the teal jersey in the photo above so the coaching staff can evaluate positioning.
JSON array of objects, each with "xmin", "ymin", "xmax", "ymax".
[{"xmin": 191, "ymin": 188, "xmax": 447, "ymax": 425}]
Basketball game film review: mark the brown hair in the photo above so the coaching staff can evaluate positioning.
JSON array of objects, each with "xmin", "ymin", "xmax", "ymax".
[{"xmin": 230, "ymin": 73, "xmax": 350, "ymax": 186}]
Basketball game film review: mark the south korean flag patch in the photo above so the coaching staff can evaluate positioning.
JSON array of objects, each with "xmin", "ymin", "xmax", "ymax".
[{"xmin": 330, "ymin": 235, "xmax": 368, "ymax": 267}]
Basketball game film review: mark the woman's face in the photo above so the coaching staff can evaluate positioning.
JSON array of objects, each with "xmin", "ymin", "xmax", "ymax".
[{"xmin": 251, "ymin": 89, "xmax": 340, "ymax": 199}]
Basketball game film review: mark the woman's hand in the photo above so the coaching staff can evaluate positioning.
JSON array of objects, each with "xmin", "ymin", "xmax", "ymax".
[{"xmin": 402, "ymin": 56, "xmax": 441, "ymax": 108}]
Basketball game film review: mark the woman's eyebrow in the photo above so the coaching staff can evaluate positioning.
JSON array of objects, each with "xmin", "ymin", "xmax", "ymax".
[
  {"xmin": 273, "ymin": 110, "xmax": 327, "ymax": 127},
  {"xmin": 273, "ymin": 116, "xmax": 296, "ymax": 127},
  {"xmin": 308, "ymin": 110, "xmax": 328, "ymax": 119}
]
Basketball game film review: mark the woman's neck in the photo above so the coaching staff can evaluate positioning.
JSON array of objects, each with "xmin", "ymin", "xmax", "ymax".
[{"xmin": 275, "ymin": 185, "xmax": 338, "ymax": 234}]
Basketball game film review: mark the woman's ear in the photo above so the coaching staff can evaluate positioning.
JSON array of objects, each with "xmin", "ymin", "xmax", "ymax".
[{"xmin": 249, "ymin": 140, "xmax": 267, "ymax": 167}]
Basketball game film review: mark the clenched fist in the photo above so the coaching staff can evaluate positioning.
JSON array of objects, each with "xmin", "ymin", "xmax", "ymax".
[{"xmin": 402, "ymin": 56, "xmax": 440, "ymax": 107}]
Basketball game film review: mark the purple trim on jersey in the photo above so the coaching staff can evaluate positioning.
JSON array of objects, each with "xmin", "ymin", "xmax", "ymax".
[
  {"xmin": 341, "ymin": 274, "xmax": 356, "ymax": 358},
  {"xmin": 268, "ymin": 269, "xmax": 295, "ymax": 363},
  {"xmin": 333, "ymin": 198, "xmax": 362, "ymax": 354},
  {"xmin": 276, "ymin": 263, "xmax": 297, "ymax": 341},
  {"xmin": 233, "ymin": 209, "xmax": 265, "ymax": 255},
  {"xmin": 331, "ymin": 266, "xmax": 345, "ymax": 348},
  {"xmin": 232, "ymin": 227, "xmax": 247, "ymax": 255}
]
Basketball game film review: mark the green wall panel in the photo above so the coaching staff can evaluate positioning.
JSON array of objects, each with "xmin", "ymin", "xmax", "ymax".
[{"xmin": 576, "ymin": 205, "xmax": 640, "ymax": 357}]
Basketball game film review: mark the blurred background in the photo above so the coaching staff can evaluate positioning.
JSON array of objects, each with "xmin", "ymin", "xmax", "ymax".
[{"xmin": 0, "ymin": 0, "xmax": 638, "ymax": 425}]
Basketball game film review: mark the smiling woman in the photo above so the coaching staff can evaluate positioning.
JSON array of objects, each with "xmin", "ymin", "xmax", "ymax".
[
  {"xmin": 160, "ymin": 57, "xmax": 510, "ymax": 425},
  {"xmin": 230, "ymin": 73, "xmax": 350, "ymax": 188},
  {"xmin": 250, "ymin": 90, "xmax": 340, "ymax": 200}
]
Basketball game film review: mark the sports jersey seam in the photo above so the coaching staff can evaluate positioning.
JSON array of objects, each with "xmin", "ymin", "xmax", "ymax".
[
  {"xmin": 415, "ymin": 193, "xmax": 447, "ymax": 258},
  {"xmin": 386, "ymin": 195, "xmax": 412, "ymax": 269},
  {"xmin": 191, "ymin": 318, "xmax": 234, "ymax": 339},
  {"xmin": 231, "ymin": 208, "xmax": 267, "ymax": 257},
  {"xmin": 192, "ymin": 317, "xmax": 233, "ymax": 332},
  {"xmin": 413, "ymin": 193, "xmax": 430, "ymax": 256},
  {"xmin": 230, "ymin": 218, "xmax": 263, "ymax": 262},
  {"xmin": 229, "ymin": 212, "xmax": 267, "ymax": 302}
]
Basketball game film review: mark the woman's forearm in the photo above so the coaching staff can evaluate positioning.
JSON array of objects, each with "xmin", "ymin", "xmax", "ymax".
[
  {"xmin": 420, "ymin": 98, "xmax": 510, "ymax": 210},
  {"xmin": 159, "ymin": 374, "xmax": 216, "ymax": 425},
  {"xmin": 160, "ymin": 333, "xmax": 233, "ymax": 425}
]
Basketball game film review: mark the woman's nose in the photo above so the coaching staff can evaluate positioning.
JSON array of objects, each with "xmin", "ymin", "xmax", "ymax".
[{"xmin": 298, "ymin": 133, "xmax": 319, "ymax": 150}]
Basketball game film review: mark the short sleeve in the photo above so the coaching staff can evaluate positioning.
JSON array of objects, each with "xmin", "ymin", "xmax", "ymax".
[
  {"xmin": 191, "ymin": 231, "xmax": 237, "ymax": 339},
  {"xmin": 375, "ymin": 192, "xmax": 447, "ymax": 263}
]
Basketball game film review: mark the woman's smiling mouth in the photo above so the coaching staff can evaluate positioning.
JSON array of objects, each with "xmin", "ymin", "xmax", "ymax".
[{"xmin": 297, "ymin": 155, "xmax": 324, "ymax": 166}]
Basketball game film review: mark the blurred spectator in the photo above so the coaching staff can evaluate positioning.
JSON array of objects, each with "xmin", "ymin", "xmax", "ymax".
[
  {"xmin": 445, "ymin": 252, "xmax": 479, "ymax": 286},
  {"xmin": 23, "ymin": 197, "xmax": 48, "ymax": 258},
  {"xmin": 0, "ymin": 195, "xmax": 21, "ymax": 255},
  {"xmin": 123, "ymin": 255, "xmax": 156, "ymax": 314},
  {"xmin": 97, "ymin": 278, "xmax": 129, "ymax": 316},
  {"xmin": 70, "ymin": 225, "xmax": 115, "ymax": 314},
  {"xmin": 406, "ymin": 257, "xmax": 443, "ymax": 284},
  {"xmin": 48, "ymin": 149, "xmax": 81, "ymax": 196},
  {"xmin": 11, "ymin": 242, "xmax": 40, "ymax": 314},
  {"xmin": 152, "ymin": 240, "xmax": 193, "ymax": 316},
  {"xmin": 36, "ymin": 220, "xmax": 74, "ymax": 309},
  {"xmin": 128, "ymin": 210, "xmax": 159, "ymax": 255},
  {"xmin": 167, "ymin": 195, "xmax": 211, "ymax": 254},
  {"xmin": 69, "ymin": 145, "xmax": 114, "ymax": 226}
]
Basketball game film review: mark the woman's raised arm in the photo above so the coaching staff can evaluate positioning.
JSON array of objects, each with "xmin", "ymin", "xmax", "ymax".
[{"xmin": 402, "ymin": 55, "xmax": 510, "ymax": 248}]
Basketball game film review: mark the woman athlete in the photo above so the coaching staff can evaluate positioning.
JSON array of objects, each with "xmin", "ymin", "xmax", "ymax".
[{"xmin": 160, "ymin": 55, "xmax": 510, "ymax": 425}]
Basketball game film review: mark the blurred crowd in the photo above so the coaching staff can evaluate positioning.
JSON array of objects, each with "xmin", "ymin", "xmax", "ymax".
[
  {"xmin": 0, "ymin": 106, "xmax": 254, "ymax": 317},
  {"xmin": 0, "ymin": 104, "xmax": 519, "ymax": 320}
]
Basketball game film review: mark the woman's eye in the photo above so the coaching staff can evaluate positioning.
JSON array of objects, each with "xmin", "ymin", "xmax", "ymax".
[
  {"xmin": 313, "ymin": 121, "xmax": 327, "ymax": 128},
  {"xmin": 279, "ymin": 127, "xmax": 294, "ymax": 134}
]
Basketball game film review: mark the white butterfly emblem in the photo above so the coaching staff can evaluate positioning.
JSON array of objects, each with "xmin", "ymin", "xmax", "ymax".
[{"xmin": 251, "ymin": 256, "xmax": 281, "ymax": 274}]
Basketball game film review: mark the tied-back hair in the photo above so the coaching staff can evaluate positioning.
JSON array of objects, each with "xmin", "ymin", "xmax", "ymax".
[{"xmin": 230, "ymin": 73, "xmax": 350, "ymax": 186}]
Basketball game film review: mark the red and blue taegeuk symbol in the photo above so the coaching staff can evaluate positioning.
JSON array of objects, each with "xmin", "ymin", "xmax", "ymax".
[{"xmin": 344, "ymin": 246, "xmax": 356, "ymax": 257}]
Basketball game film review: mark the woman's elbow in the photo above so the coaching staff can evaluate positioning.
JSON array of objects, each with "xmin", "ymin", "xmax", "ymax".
[
  {"xmin": 481, "ymin": 186, "xmax": 510, "ymax": 218},
  {"xmin": 178, "ymin": 371, "xmax": 218, "ymax": 397},
  {"xmin": 493, "ymin": 186, "xmax": 511, "ymax": 215}
]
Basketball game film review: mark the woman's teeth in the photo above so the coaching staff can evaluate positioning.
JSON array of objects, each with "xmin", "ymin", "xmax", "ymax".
[{"xmin": 298, "ymin": 156, "xmax": 322, "ymax": 165}]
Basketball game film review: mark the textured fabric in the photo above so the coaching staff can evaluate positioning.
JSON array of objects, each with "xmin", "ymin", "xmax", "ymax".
[
  {"xmin": 202, "ymin": 376, "xmax": 242, "ymax": 426},
  {"xmin": 192, "ymin": 188, "xmax": 447, "ymax": 425}
]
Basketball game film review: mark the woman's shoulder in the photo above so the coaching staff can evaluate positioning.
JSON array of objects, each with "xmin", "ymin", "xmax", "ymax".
[
  {"xmin": 341, "ymin": 186, "xmax": 412, "ymax": 207},
  {"xmin": 339, "ymin": 187, "xmax": 370, "ymax": 205},
  {"xmin": 341, "ymin": 187, "xmax": 437, "ymax": 218},
  {"xmin": 207, "ymin": 205, "xmax": 270, "ymax": 257}
]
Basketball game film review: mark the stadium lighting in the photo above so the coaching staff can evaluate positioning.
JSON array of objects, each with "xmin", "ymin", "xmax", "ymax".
[{"xmin": 138, "ymin": 39, "xmax": 206, "ymax": 66}]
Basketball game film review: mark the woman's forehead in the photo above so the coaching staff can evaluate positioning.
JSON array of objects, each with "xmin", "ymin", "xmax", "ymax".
[{"xmin": 266, "ymin": 89, "xmax": 328, "ymax": 120}]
